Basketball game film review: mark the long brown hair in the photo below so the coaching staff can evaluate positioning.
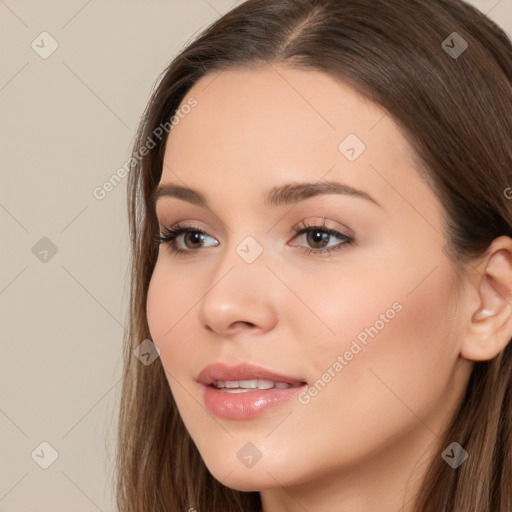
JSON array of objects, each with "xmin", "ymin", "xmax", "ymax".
[{"xmin": 115, "ymin": 1, "xmax": 512, "ymax": 510}]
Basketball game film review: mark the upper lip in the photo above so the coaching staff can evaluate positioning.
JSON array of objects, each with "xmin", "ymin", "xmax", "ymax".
[{"xmin": 197, "ymin": 362, "xmax": 307, "ymax": 385}]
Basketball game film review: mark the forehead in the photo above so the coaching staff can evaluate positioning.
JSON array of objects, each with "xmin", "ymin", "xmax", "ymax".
[
  {"xmin": 160, "ymin": 64, "xmax": 437, "ymax": 218},
  {"xmin": 167, "ymin": 64, "xmax": 394, "ymax": 160}
]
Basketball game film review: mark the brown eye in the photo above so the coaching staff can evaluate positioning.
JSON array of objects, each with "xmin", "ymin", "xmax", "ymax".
[
  {"xmin": 156, "ymin": 225, "xmax": 219, "ymax": 255},
  {"xmin": 306, "ymin": 229, "xmax": 331, "ymax": 249},
  {"xmin": 291, "ymin": 225, "xmax": 354, "ymax": 255},
  {"xmin": 183, "ymin": 231, "xmax": 206, "ymax": 249}
]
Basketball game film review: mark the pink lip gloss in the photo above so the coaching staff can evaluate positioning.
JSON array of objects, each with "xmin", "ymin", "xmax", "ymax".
[{"xmin": 202, "ymin": 383, "xmax": 306, "ymax": 420}]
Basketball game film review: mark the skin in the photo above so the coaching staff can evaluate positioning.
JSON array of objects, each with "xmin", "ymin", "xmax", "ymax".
[{"xmin": 146, "ymin": 64, "xmax": 512, "ymax": 512}]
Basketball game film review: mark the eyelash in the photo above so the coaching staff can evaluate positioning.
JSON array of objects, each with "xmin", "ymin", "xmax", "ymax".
[{"xmin": 154, "ymin": 220, "xmax": 354, "ymax": 257}]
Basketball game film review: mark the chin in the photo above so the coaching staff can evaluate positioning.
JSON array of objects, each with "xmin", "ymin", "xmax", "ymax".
[{"xmin": 201, "ymin": 455, "xmax": 280, "ymax": 491}]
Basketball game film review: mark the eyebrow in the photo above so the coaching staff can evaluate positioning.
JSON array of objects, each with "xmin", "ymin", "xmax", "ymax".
[{"xmin": 152, "ymin": 180, "xmax": 382, "ymax": 209}]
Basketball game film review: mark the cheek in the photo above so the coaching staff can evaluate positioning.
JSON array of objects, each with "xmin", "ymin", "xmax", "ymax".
[
  {"xmin": 146, "ymin": 261, "xmax": 195, "ymax": 361},
  {"xmin": 289, "ymin": 239, "xmax": 456, "ymax": 368},
  {"xmin": 146, "ymin": 265, "xmax": 169, "ymax": 344},
  {"xmin": 297, "ymin": 258, "xmax": 460, "ymax": 436}
]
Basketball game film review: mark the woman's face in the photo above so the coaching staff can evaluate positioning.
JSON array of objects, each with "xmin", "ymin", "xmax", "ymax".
[{"xmin": 146, "ymin": 65, "xmax": 474, "ymax": 503}]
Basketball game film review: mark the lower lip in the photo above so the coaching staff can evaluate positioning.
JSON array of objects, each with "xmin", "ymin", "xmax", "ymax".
[{"xmin": 202, "ymin": 384, "xmax": 306, "ymax": 420}]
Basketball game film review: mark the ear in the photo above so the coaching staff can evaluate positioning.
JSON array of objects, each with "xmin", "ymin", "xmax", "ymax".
[{"xmin": 461, "ymin": 236, "xmax": 512, "ymax": 361}]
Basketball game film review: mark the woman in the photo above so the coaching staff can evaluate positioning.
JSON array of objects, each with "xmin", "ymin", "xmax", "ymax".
[{"xmin": 115, "ymin": 0, "xmax": 512, "ymax": 510}]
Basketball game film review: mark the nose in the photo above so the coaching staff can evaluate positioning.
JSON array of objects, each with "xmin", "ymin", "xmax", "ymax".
[{"xmin": 198, "ymin": 255, "xmax": 278, "ymax": 337}]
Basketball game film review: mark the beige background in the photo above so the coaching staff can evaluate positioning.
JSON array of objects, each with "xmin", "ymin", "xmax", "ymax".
[{"xmin": 0, "ymin": 1, "xmax": 510, "ymax": 510}]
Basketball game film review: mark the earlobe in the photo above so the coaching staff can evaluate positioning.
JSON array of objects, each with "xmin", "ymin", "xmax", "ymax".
[{"xmin": 461, "ymin": 237, "xmax": 512, "ymax": 362}]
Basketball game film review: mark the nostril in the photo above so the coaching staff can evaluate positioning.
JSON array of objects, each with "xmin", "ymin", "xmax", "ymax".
[{"xmin": 229, "ymin": 321, "xmax": 255, "ymax": 330}]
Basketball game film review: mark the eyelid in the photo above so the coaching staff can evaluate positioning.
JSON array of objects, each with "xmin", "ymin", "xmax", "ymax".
[
  {"xmin": 158, "ymin": 216, "xmax": 351, "ymax": 241},
  {"xmin": 291, "ymin": 216, "xmax": 354, "ymax": 237}
]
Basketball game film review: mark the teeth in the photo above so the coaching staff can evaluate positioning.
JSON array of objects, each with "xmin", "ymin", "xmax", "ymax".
[
  {"xmin": 257, "ymin": 379, "xmax": 275, "ymax": 389},
  {"xmin": 221, "ymin": 388, "xmax": 254, "ymax": 393},
  {"xmin": 213, "ymin": 379, "xmax": 303, "ymax": 390},
  {"xmin": 239, "ymin": 379, "xmax": 258, "ymax": 389}
]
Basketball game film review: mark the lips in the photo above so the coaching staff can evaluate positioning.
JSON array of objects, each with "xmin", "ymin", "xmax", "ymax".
[
  {"xmin": 197, "ymin": 362, "xmax": 307, "ymax": 387},
  {"xmin": 197, "ymin": 362, "xmax": 308, "ymax": 420}
]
